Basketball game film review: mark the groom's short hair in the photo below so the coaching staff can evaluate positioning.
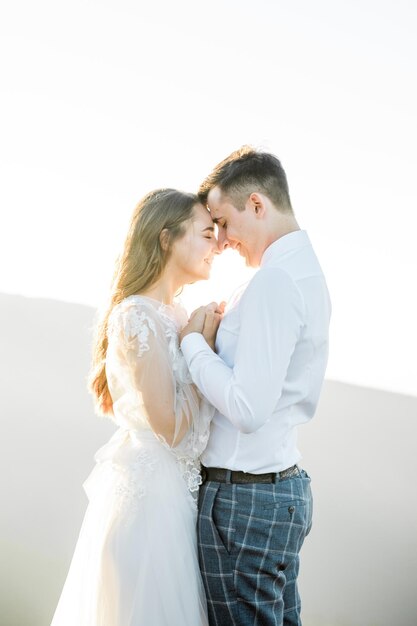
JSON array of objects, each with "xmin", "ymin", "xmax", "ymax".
[{"xmin": 198, "ymin": 145, "xmax": 293, "ymax": 213}]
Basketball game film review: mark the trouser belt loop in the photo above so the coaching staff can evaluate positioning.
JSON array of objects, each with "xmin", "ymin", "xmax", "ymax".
[{"xmin": 225, "ymin": 469, "xmax": 232, "ymax": 483}]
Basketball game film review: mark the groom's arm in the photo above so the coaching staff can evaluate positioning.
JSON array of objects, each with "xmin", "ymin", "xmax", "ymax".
[{"xmin": 181, "ymin": 268, "xmax": 305, "ymax": 434}]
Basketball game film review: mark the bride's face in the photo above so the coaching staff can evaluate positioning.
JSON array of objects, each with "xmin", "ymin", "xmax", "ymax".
[{"xmin": 170, "ymin": 203, "xmax": 219, "ymax": 283}]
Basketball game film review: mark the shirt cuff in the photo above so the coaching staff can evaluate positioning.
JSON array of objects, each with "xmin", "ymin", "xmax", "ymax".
[{"xmin": 180, "ymin": 332, "xmax": 211, "ymax": 365}]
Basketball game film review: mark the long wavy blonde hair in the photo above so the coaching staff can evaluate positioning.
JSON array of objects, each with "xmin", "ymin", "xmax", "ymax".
[{"xmin": 89, "ymin": 188, "xmax": 199, "ymax": 415}]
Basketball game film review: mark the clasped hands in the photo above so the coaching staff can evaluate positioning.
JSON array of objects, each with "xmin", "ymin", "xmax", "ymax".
[{"xmin": 180, "ymin": 301, "xmax": 226, "ymax": 351}]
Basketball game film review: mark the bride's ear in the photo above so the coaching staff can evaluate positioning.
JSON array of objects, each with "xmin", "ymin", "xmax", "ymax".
[{"xmin": 159, "ymin": 229, "xmax": 170, "ymax": 251}]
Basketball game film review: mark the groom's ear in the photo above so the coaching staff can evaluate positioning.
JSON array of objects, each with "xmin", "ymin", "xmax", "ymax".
[
  {"xmin": 247, "ymin": 192, "xmax": 266, "ymax": 218},
  {"xmin": 159, "ymin": 229, "xmax": 170, "ymax": 251}
]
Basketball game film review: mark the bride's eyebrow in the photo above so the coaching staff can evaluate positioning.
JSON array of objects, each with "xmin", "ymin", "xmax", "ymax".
[{"xmin": 202, "ymin": 226, "xmax": 215, "ymax": 232}]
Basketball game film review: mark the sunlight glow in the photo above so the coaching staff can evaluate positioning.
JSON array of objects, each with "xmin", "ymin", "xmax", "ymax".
[{"xmin": 1, "ymin": 0, "xmax": 416, "ymax": 397}]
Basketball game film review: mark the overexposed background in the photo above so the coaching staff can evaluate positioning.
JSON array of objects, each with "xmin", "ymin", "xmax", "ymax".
[
  {"xmin": 1, "ymin": 1, "xmax": 417, "ymax": 625},
  {"xmin": 1, "ymin": 0, "xmax": 416, "ymax": 396}
]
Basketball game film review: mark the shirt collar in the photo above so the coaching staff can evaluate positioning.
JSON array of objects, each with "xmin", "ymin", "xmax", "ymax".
[{"xmin": 260, "ymin": 230, "xmax": 310, "ymax": 267}]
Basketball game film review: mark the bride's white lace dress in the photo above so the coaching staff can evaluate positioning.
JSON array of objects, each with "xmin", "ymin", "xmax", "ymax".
[{"xmin": 51, "ymin": 295, "xmax": 213, "ymax": 626}]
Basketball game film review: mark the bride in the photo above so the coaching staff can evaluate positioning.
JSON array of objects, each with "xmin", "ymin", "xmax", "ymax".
[{"xmin": 51, "ymin": 189, "xmax": 222, "ymax": 626}]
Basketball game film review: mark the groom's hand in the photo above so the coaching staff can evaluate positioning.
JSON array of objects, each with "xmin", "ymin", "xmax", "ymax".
[
  {"xmin": 202, "ymin": 304, "xmax": 224, "ymax": 351},
  {"xmin": 180, "ymin": 302, "xmax": 225, "ymax": 349}
]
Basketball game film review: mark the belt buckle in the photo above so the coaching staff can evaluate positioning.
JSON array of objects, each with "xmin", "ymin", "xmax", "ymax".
[{"xmin": 279, "ymin": 465, "xmax": 299, "ymax": 480}]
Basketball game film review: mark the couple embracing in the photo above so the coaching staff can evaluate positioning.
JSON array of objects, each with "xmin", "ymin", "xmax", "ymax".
[{"xmin": 51, "ymin": 146, "xmax": 331, "ymax": 626}]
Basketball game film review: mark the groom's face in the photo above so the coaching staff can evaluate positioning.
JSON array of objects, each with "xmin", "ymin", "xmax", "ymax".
[{"xmin": 207, "ymin": 186, "xmax": 263, "ymax": 267}]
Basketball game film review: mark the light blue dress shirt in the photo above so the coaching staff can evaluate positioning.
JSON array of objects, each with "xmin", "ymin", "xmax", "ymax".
[{"xmin": 181, "ymin": 230, "xmax": 331, "ymax": 473}]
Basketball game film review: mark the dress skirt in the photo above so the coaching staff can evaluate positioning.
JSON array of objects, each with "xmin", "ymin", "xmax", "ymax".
[{"xmin": 50, "ymin": 428, "xmax": 208, "ymax": 626}]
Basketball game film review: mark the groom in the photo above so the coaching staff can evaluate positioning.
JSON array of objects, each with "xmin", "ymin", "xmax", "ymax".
[{"xmin": 180, "ymin": 146, "xmax": 331, "ymax": 626}]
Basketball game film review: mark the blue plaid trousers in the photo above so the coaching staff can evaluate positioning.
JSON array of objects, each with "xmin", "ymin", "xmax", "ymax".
[{"xmin": 197, "ymin": 470, "xmax": 313, "ymax": 626}]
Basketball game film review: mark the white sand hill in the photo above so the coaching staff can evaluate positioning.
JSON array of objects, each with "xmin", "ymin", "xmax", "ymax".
[{"xmin": 1, "ymin": 293, "xmax": 416, "ymax": 626}]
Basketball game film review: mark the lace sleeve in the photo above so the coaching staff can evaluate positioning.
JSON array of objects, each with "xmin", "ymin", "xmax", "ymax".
[
  {"xmin": 121, "ymin": 306, "xmax": 158, "ymax": 358},
  {"xmin": 112, "ymin": 301, "xmax": 199, "ymax": 447}
]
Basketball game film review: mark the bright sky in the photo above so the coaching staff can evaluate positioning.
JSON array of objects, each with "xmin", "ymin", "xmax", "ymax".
[{"xmin": 1, "ymin": 0, "xmax": 416, "ymax": 397}]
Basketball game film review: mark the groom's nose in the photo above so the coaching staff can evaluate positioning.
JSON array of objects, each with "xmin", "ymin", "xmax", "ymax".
[{"xmin": 217, "ymin": 229, "xmax": 230, "ymax": 251}]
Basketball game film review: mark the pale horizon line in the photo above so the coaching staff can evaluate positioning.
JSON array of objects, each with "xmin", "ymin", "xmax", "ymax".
[{"xmin": 2, "ymin": 290, "xmax": 416, "ymax": 402}]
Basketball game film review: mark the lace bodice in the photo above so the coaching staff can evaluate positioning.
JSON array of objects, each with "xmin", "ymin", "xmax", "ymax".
[{"xmin": 101, "ymin": 295, "xmax": 213, "ymax": 495}]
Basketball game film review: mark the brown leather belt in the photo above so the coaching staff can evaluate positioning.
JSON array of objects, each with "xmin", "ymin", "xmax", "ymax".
[{"xmin": 201, "ymin": 464, "xmax": 300, "ymax": 484}]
